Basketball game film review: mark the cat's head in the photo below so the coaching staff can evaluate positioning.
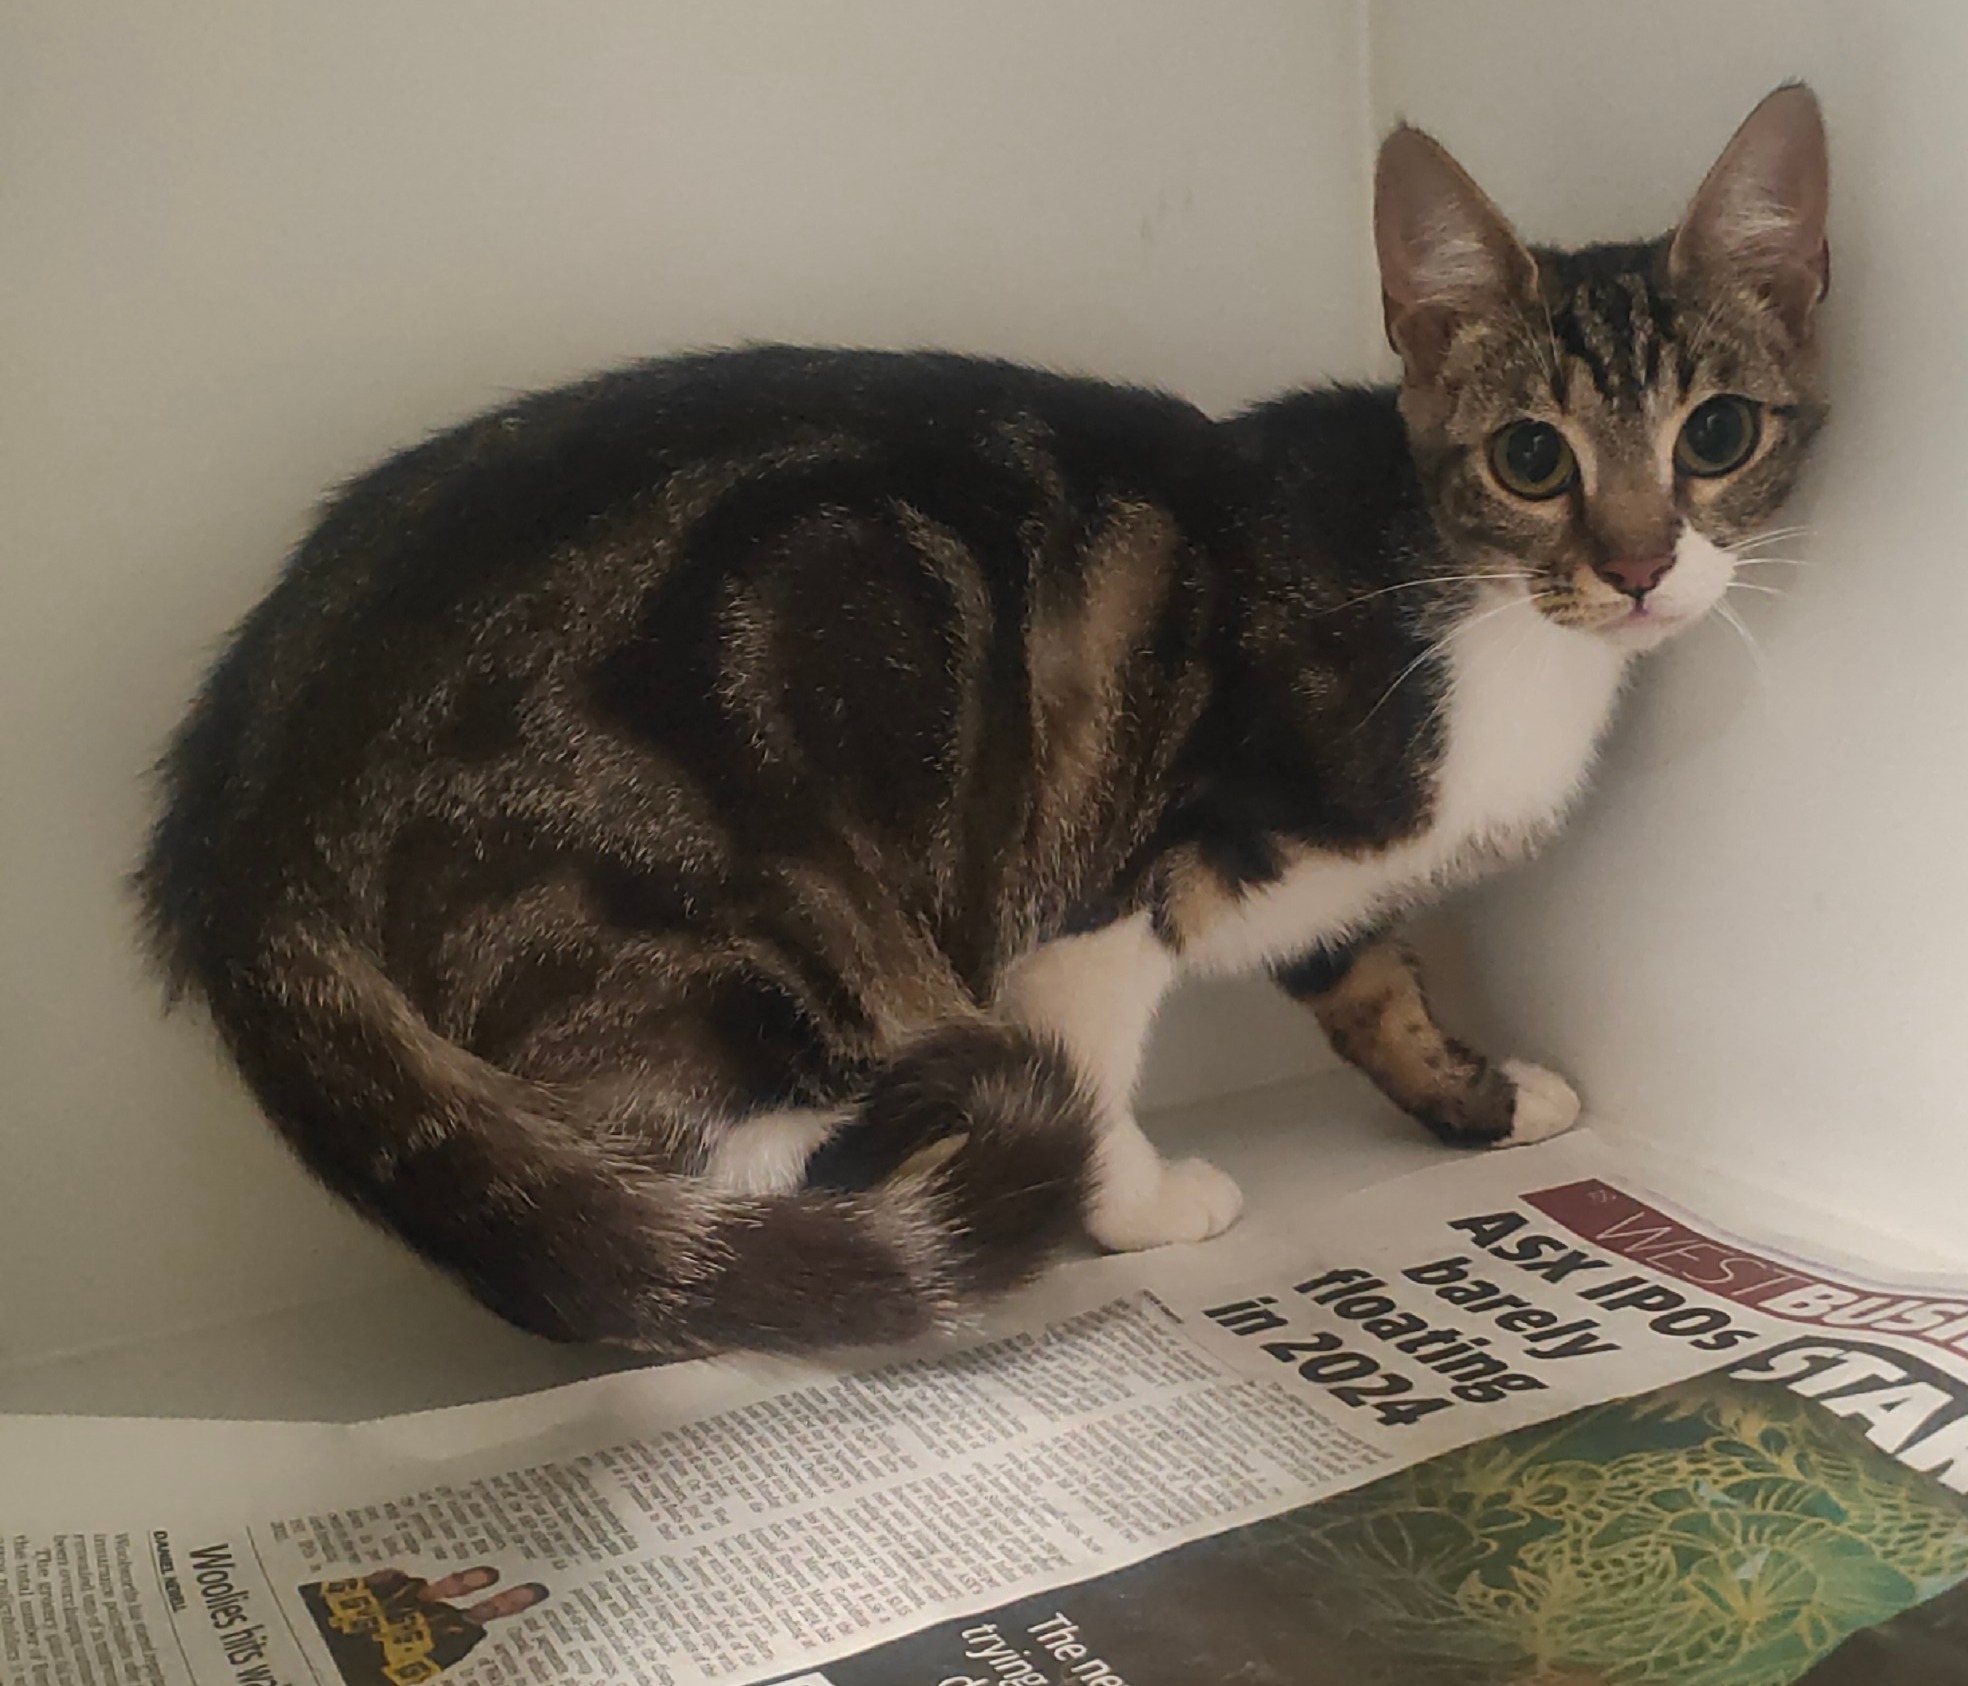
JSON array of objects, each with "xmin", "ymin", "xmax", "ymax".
[{"xmin": 1375, "ymin": 84, "xmax": 1828, "ymax": 648}]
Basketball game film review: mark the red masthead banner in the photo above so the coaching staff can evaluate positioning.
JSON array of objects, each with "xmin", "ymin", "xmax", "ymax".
[{"xmin": 1527, "ymin": 1179, "xmax": 1968, "ymax": 1357}]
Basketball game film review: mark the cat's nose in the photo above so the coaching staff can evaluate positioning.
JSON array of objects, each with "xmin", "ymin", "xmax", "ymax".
[{"xmin": 1595, "ymin": 554, "xmax": 1673, "ymax": 599}]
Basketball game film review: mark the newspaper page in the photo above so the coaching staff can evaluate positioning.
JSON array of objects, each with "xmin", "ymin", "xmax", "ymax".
[{"xmin": 7, "ymin": 1136, "xmax": 1968, "ymax": 1686}]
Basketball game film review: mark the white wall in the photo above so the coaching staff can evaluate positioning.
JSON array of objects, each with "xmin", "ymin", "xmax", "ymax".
[
  {"xmin": 0, "ymin": 1, "xmax": 1372, "ymax": 1368},
  {"xmin": 24, "ymin": 0, "xmax": 1950, "ymax": 1377},
  {"xmin": 1374, "ymin": 2, "xmax": 1968, "ymax": 1257}
]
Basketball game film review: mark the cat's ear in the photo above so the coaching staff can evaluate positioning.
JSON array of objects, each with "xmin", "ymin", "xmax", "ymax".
[
  {"xmin": 1670, "ymin": 83, "xmax": 1830, "ymax": 342},
  {"xmin": 1375, "ymin": 124, "xmax": 1538, "ymax": 379}
]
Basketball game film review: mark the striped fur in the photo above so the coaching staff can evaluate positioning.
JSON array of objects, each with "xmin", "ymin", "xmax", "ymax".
[{"xmin": 137, "ymin": 90, "xmax": 1829, "ymax": 1354}]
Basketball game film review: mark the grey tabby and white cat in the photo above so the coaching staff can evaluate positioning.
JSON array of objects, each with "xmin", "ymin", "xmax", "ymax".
[{"xmin": 140, "ymin": 87, "xmax": 1828, "ymax": 1355}]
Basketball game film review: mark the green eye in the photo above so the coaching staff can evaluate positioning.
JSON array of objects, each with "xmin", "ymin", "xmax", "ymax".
[
  {"xmin": 1487, "ymin": 421, "xmax": 1576, "ymax": 500},
  {"xmin": 1675, "ymin": 395, "xmax": 1761, "ymax": 477}
]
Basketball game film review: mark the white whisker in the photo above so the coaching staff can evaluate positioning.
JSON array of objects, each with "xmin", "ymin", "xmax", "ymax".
[
  {"xmin": 1533, "ymin": 284, "xmax": 1564, "ymax": 392},
  {"xmin": 1727, "ymin": 580, "xmax": 1785, "ymax": 597},
  {"xmin": 1685, "ymin": 296, "xmax": 1733, "ymax": 372},
  {"xmin": 1713, "ymin": 599, "xmax": 1770, "ymax": 690},
  {"xmin": 1354, "ymin": 596, "xmax": 1528, "ymax": 733},
  {"xmin": 1314, "ymin": 572, "xmax": 1533, "ymax": 620},
  {"xmin": 1729, "ymin": 523, "xmax": 1814, "ymax": 551},
  {"xmin": 1509, "ymin": 299, "xmax": 1561, "ymax": 391}
]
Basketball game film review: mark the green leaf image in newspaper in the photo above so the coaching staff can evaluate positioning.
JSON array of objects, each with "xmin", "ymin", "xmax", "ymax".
[{"xmin": 1227, "ymin": 1375, "xmax": 1968, "ymax": 1686}]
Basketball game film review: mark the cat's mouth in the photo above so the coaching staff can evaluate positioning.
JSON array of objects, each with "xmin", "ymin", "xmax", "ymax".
[
  {"xmin": 1526, "ymin": 579, "xmax": 1712, "ymax": 650},
  {"xmin": 1603, "ymin": 599, "xmax": 1700, "ymax": 648}
]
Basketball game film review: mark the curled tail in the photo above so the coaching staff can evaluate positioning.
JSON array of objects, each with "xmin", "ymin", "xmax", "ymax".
[{"xmin": 187, "ymin": 925, "xmax": 1095, "ymax": 1355}]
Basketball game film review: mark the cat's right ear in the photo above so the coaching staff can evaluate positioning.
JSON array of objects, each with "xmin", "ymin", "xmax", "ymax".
[{"xmin": 1375, "ymin": 124, "xmax": 1538, "ymax": 380}]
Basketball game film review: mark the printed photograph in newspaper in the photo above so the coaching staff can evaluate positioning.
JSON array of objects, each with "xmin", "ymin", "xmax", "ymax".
[
  {"xmin": 299, "ymin": 1565, "xmax": 551, "ymax": 1685},
  {"xmin": 783, "ymin": 1366, "xmax": 1968, "ymax": 1685}
]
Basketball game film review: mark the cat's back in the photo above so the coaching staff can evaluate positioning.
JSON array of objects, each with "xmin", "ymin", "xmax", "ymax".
[
  {"xmin": 361, "ymin": 342, "xmax": 1215, "ymax": 517},
  {"xmin": 192, "ymin": 347, "xmax": 1222, "ymax": 768},
  {"xmin": 142, "ymin": 347, "xmax": 1227, "ymax": 980},
  {"xmin": 232, "ymin": 345, "xmax": 1221, "ymax": 672}
]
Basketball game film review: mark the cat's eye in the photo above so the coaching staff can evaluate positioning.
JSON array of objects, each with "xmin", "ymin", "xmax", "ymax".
[
  {"xmin": 1486, "ymin": 421, "xmax": 1576, "ymax": 501},
  {"xmin": 1675, "ymin": 396, "xmax": 1761, "ymax": 477}
]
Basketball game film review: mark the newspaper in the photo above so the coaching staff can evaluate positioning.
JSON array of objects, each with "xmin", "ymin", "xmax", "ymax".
[{"xmin": 8, "ymin": 1135, "xmax": 1968, "ymax": 1686}]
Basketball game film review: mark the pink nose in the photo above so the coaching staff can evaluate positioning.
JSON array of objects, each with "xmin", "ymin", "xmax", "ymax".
[{"xmin": 1596, "ymin": 554, "xmax": 1673, "ymax": 598}]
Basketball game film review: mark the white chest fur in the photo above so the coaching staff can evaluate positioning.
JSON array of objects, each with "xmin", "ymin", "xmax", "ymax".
[{"xmin": 1182, "ymin": 592, "xmax": 1632, "ymax": 977}]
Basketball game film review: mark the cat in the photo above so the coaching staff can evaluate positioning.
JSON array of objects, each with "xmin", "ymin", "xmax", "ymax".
[{"xmin": 138, "ymin": 85, "xmax": 1828, "ymax": 1357}]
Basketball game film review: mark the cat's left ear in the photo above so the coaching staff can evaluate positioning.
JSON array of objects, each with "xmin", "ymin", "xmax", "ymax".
[{"xmin": 1670, "ymin": 83, "xmax": 1830, "ymax": 342}]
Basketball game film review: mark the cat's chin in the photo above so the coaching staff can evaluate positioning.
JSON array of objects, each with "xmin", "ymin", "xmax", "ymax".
[{"xmin": 1598, "ymin": 601, "xmax": 1707, "ymax": 652}]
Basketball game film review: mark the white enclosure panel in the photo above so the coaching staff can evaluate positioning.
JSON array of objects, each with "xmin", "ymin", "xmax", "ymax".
[
  {"xmin": 1374, "ymin": 2, "xmax": 1968, "ymax": 1254},
  {"xmin": 0, "ymin": 1, "xmax": 1373, "ymax": 1367}
]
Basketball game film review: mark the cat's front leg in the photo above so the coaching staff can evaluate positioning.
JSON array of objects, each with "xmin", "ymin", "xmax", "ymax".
[
  {"xmin": 1274, "ymin": 937, "xmax": 1581, "ymax": 1147},
  {"xmin": 997, "ymin": 914, "xmax": 1243, "ymax": 1250}
]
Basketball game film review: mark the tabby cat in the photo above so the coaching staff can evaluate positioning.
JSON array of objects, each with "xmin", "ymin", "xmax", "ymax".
[{"xmin": 140, "ymin": 87, "xmax": 1828, "ymax": 1356}]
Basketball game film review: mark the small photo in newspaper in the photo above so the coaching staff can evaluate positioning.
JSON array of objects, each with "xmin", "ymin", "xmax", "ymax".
[{"xmin": 298, "ymin": 1564, "xmax": 552, "ymax": 1686}]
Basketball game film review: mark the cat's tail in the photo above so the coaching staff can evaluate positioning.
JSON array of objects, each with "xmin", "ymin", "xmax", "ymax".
[{"xmin": 200, "ymin": 924, "xmax": 1096, "ymax": 1355}]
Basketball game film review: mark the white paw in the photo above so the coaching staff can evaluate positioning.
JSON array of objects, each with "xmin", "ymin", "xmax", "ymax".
[
  {"xmin": 1088, "ymin": 1157, "xmax": 1245, "ymax": 1252},
  {"xmin": 1497, "ymin": 1060, "xmax": 1582, "ymax": 1146}
]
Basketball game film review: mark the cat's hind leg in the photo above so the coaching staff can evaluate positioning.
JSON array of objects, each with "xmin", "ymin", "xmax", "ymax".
[
  {"xmin": 998, "ymin": 914, "xmax": 1243, "ymax": 1250},
  {"xmin": 1275, "ymin": 937, "xmax": 1580, "ymax": 1147}
]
